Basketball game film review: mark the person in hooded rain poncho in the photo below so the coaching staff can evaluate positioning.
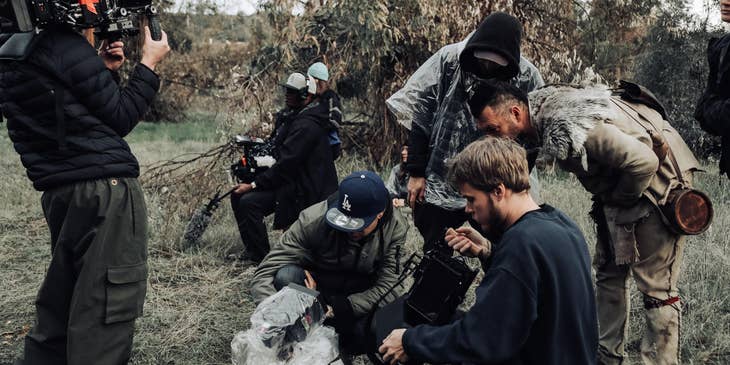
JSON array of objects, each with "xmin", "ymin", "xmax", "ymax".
[{"xmin": 385, "ymin": 12, "xmax": 544, "ymax": 251}]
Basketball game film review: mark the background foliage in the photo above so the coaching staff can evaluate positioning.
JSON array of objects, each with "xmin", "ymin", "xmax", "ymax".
[
  {"xmin": 2, "ymin": 1, "xmax": 730, "ymax": 363},
  {"xmin": 149, "ymin": 0, "xmax": 726, "ymax": 163}
]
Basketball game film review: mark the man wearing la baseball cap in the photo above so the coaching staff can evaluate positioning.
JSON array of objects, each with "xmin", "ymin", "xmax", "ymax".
[
  {"xmin": 251, "ymin": 171, "xmax": 409, "ymax": 361},
  {"xmin": 325, "ymin": 171, "xmax": 390, "ymax": 239}
]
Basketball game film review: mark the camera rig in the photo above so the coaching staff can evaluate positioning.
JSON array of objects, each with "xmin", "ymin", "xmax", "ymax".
[
  {"xmin": 229, "ymin": 135, "xmax": 275, "ymax": 184},
  {"xmin": 404, "ymin": 243, "xmax": 478, "ymax": 325},
  {"xmin": 0, "ymin": 0, "xmax": 162, "ymax": 40},
  {"xmin": 367, "ymin": 234, "xmax": 478, "ymax": 364}
]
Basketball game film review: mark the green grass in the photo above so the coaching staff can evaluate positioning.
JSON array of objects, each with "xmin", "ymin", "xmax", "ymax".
[
  {"xmin": 126, "ymin": 111, "xmax": 222, "ymax": 144},
  {"xmin": 1, "ymin": 122, "xmax": 729, "ymax": 364}
]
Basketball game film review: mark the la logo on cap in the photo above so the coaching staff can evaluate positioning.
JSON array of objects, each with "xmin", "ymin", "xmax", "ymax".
[{"xmin": 342, "ymin": 194, "xmax": 352, "ymax": 212}]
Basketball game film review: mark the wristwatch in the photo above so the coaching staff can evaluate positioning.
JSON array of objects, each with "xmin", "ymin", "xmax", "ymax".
[{"xmin": 250, "ymin": 181, "xmax": 257, "ymax": 190}]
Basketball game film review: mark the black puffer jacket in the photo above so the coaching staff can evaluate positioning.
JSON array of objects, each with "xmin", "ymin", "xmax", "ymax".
[
  {"xmin": 0, "ymin": 28, "xmax": 160, "ymax": 190},
  {"xmin": 254, "ymin": 97, "xmax": 338, "ymax": 229}
]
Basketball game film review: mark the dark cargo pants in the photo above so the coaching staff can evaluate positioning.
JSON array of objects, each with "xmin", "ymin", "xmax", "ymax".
[{"xmin": 20, "ymin": 177, "xmax": 148, "ymax": 365}]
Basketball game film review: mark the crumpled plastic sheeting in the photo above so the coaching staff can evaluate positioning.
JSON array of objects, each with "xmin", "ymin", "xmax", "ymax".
[
  {"xmin": 386, "ymin": 36, "xmax": 544, "ymax": 210},
  {"xmin": 231, "ymin": 326, "xmax": 342, "ymax": 365},
  {"xmin": 287, "ymin": 326, "xmax": 342, "ymax": 365},
  {"xmin": 231, "ymin": 286, "xmax": 342, "ymax": 365}
]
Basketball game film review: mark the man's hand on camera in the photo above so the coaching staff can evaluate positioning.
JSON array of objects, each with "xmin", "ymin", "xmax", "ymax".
[
  {"xmin": 140, "ymin": 26, "xmax": 170, "ymax": 71},
  {"xmin": 379, "ymin": 329, "xmax": 408, "ymax": 365},
  {"xmin": 233, "ymin": 183, "xmax": 253, "ymax": 194},
  {"xmin": 99, "ymin": 40, "xmax": 125, "ymax": 71},
  {"xmin": 445, "ymin": 226, "xmax": 491, "ymax": 259},
  {"xmin": 407, "ymin": 176, "xmax": 426, "ymax": 208}
]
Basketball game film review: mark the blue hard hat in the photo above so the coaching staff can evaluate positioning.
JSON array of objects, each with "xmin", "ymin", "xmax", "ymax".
[{"xmin": 307, "ymin": 62, "xmax": 330, "ymax": 81}]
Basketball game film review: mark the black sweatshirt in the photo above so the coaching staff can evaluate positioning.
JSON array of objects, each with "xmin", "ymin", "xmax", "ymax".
[{"xmin": 402, "ymin": 205, "xmax": 597, "ymax": 365}]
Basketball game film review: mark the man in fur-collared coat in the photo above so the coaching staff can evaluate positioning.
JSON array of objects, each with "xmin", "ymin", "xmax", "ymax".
[{"xmin": 467, "ymin": 81, "xmax": 700, "ymax": 365}]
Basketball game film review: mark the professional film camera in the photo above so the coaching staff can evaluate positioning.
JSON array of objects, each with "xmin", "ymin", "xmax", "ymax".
[
  {"xmin": 368, "ymin": 234, "xmax": 479, "ymax": 364},
  {"xmin": 0, "ymin": 0, "xmax": 162, "ymax": 40},
  {"xmin": 229, "ymin": 135, "xmax": 275, "ymax": 184}
]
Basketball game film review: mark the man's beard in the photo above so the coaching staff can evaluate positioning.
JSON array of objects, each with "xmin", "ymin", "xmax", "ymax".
[{"xmin": 481, "ymin": 207, "xmax": 508, "ymax": 243}]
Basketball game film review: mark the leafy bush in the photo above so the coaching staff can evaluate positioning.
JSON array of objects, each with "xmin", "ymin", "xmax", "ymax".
[{"xmin": 632, "ymin": 6, "xmax": 724, "ymax": 158}]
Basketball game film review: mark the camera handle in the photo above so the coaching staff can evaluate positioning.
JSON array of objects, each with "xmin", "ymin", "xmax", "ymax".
[
  {"xmin": 145, "ymin": 6, "xmax": 162, "ymax": 41},
  {"xmin": 203, "ymin": 187, "xmax": 236, "ymax": 212}
]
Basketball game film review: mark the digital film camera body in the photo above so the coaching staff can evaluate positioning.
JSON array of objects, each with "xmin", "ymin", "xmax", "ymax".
[
  {"xmin": 0, "ymin": 0, "xmax": 161, "ymax": 40},
  {"xmin": 404, "ymin": 246, "xmax": 478, "ymax": 326},
  {"xmin": 368, "ymin": 236, "xmax": 478, "ymax": 365},
  {"xmin": 229, "ymin": 135, "xmax": 273, "ymax": 184}
]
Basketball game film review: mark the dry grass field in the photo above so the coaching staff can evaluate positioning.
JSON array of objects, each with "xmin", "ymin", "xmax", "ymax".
[{"xmin": 1, "ymin": 120, "xmax": 729, "ymax": 364}]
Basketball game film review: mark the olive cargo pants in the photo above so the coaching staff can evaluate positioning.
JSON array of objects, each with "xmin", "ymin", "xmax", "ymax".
[
  {"xmin": 594, "ymin": 203, "xmax": 684, "ymax": 365},
  {"xmin": 19, "ymin": 178, "xmax": 148, "ymax": 365}
]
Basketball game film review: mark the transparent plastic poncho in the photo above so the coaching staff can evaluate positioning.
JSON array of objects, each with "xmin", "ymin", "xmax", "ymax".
[
  {"xmin": 386, "ymin": 36, "xmax": 545, "ymax": 210},
  {"xmin": 231, "ymin": 285, "xmax": 342, "ymax": 365}
]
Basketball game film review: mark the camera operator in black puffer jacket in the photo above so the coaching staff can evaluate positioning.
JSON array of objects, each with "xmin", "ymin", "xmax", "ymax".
[
  {"xmin": 230, "ymin": 73, "xmax": 338, "ymax": 265},
  {"xmin": 0, "ymin": 24, "xmax": 169, "ymax": 364}
]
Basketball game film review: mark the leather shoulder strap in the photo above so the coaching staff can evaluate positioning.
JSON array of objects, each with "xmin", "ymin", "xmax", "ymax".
[{"xmin": 610, "ymin": 97, "xmax": 687, "ymax": 185}]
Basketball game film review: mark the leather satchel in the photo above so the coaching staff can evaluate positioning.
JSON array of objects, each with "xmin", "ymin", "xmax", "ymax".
[{"xmin": 611, "ymin": 86, "xmax": 713, "ymax": 235}]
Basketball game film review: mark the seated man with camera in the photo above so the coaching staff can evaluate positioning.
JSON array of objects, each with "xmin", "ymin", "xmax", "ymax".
[
  {"xmin": 230, "ymin": 72, "xmax": 338, "ymax": 264},
  {"xmin": 251, "ymin": 171, "xmax": 409, "ymax": 361},
  {"xmin": 0, "ymin": 2, "xmax": 169, "ymax": 363},
  {"xmin": 379, "ymin": 137, "xmax": 597, "ymax": 365}
]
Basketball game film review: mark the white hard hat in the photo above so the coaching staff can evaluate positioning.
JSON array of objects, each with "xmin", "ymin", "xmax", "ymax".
[{"xmin": 282, "ymin": 72, "xmax": 307, "ymax": 90}]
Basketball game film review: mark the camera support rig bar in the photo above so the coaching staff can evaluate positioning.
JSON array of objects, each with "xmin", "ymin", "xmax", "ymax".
[{"xmin": 0, "ymin": 0, "xmax": 162, "ymax": 41}]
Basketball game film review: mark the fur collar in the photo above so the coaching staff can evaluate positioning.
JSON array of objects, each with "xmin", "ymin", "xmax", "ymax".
[{"xmin": 528, "ymin": 85, "xmax": 621, "ymax": 170}]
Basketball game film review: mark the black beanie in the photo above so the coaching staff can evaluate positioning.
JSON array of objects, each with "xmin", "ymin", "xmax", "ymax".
[{"xmin": 459, "ymin": 12, "xmax": 523, "ymax": 80}]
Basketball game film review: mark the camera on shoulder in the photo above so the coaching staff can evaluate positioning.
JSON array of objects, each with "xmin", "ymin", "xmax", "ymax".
[{"xmin": 0, "ymin": 0, "xmax": 161, "ymax": 40}]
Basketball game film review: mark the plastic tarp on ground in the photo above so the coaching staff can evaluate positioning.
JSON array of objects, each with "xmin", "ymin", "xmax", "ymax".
[{"xmin": 231, "ymin": 285, "xmax": 343, "ymax": 365}]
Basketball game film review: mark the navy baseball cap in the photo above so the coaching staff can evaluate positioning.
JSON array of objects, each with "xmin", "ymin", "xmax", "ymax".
[{"xmin": 326, "ymin": 171, "xmax": 389, "ymax": 232}]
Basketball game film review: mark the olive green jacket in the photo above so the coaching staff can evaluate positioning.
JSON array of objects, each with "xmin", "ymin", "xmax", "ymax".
[{"xmin": 251, "ymin": 200, "xmax": 409, "ymax": 317}]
